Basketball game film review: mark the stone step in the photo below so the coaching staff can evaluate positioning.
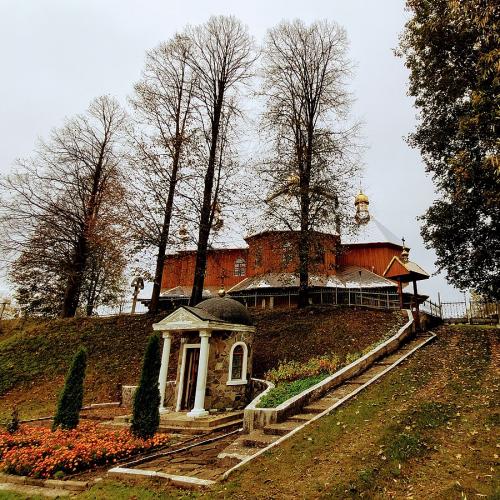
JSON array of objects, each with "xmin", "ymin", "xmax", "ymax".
[
  {"xmin": 330, "ymin": 385, "xmax": 355, "ymax": 396},
  {"xmin": 263, "ymin": 421, "xmax": 301, "ymax": 436},
  {"xmin": 379, "ymin": 353, "xmax": 402, "ymax": 364},
  {"xmin": 351, "ymin": 365, "xmax": 388, "ymax": 384},
  {"xmin": 217, "ymin": 442, "xmax": 256, "ymax": 461},
  {"xmin": 302, "ymin": 402, "xmax": 331, "ymax": 414},
  {"xmin": 397, "ymin": 345, "xmax": 417, "ymax": 354},
  {"xmin": 241, "ymin": 431, "xmax": 278, "ymax": 448},
  {"xmin": 158, "ymin": 420, "xmax": 242, "ymax": 435},
  {"xmin": 159, "ymin": 411, "xmax": 244, "ymax": 429},
  {"xmin": 374, "ymin": 360, "xmax": 394, "ymax": 366},
  {"xmin": 288, "ymin": 412, "xmax": 317, "ymax": 423}
]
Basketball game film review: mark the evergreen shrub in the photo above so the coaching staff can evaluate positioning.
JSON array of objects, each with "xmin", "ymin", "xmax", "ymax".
[
  {"xmin": 52, "ymin": 347, "xmax": 87, "ymax": 430},
  {"xmin": 131, "ymin": 333, "xmax": 161, "ymax": 439}
]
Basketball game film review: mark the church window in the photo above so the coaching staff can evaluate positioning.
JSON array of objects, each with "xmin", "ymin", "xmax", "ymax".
[{"xmin": 234, "ymin": 258, "xmax": 246, "ymax": 276}]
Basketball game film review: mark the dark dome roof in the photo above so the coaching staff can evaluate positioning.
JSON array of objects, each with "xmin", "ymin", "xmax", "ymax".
[{"xmin": 196, "ymin": 297, "xmax": 253, "ymax": 326}]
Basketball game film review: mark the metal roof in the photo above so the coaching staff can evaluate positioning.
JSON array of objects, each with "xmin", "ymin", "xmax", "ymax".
[
  {"xmin": 342, "ymin": 217, "xmax": 402, "ymax": 246},
  {"xmin": 227, "ymin": 265, "xmax": 397, "ymax": 293}
]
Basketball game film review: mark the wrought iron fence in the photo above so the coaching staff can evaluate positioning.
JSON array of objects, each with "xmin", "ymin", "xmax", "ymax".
[{"xmin": 440, "ymin": 299, "xmax": 498, "ymax": 324}]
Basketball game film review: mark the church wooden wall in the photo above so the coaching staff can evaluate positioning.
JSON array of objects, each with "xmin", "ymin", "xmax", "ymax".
[
  {"xmin": 162, "ymin": 248, "xmax": 249, "ymax": 290},
  {"xmin": 161, "ymin": 234, "xmax": 397, "ymax": 293},
  {"xmin": 338, "ymin": 243, "xmax": 402, "ymax": 276},
  {"xmin": 246, "ymin": 231, "xmax": 338, "ymax": 276}
]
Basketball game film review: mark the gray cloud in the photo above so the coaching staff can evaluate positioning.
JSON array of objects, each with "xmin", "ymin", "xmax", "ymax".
[{"xmin": 0, "ymin": 0, "xmax": 463, "ymax": 302}]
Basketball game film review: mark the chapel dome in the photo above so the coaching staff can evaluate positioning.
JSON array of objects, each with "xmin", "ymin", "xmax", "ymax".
[
  {"xmin": 355, "ymin": 191, "xmax": 369, "ymax": 205},
  {"xmin": 196, "ymin": 296, "xmax": 253, "ymax": 326}
]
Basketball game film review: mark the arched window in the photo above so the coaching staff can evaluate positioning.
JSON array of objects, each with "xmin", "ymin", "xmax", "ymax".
[
  {"xmin": 234, "ymin": 258, "xmax": 246, "ymax": 276},
  {"xmin": 227, "ymin": 342, "xmax": 248, "ymax": 385}
]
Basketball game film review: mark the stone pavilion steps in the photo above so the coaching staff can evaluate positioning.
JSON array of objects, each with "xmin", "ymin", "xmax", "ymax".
[{"xmin": 110, "ymin": 411, "xmax": 244, "ymax": 435}]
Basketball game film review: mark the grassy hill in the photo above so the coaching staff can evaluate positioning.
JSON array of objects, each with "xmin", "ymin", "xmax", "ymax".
[
  {"xmin": 0, "ymin": 306, "xmax": 405, "ymax": 422},
  {"xmin": 71, "ymin": 325, "xmax": 499, "ymax": 499}
]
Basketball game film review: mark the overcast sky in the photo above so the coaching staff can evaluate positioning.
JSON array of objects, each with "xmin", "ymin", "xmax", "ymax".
[{"xmin": 0, "ymin": 0, "xmax": 464, "ymax": 302}]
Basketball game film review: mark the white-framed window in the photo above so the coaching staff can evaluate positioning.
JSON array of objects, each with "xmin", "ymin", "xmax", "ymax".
[
  {"xmin": 227, "ymin": 341, "xmax": 248, "ymax": 385},
  {"xmin": 234, "ymin": 258, "xmax": 246, "ymax": 276}
]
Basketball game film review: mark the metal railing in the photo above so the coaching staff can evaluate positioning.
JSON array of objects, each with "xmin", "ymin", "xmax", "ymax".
[
  {"xmin": 440, "ymin": 301, "xmax": 467, "ymax": 321},
  {"xmin": 231, "ymin": 288, "xmax": 402, "ymax": 310},
  {"xmin": 440, "ymin": 299, "xmax": 499, "ymax": 324},
  {"xmin": 421, "ymin": 299, "xmax": 442, "ymax": 319}
]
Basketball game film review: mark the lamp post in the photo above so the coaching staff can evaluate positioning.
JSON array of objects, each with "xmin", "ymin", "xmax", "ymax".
[{"xmin": 130, "ymin": 277, "xmax": 144, "ymax": 315}]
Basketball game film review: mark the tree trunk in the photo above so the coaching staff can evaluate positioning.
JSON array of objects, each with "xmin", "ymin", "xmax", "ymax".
[
  {"xmin": 61, "ymin": 151, "xmax": 104, "ymax": 318},
  {"xmin": 297, "ymin": 127, "xmax": 313, "ymax": 309},
  {"xmin": 149, "ymin": 147, "xmax": 181, "ymax": 314},
  {"xmin": 61, "ymin": 235, "xmax": 88, "ymax": 317},
  {"xmin": 190, "ymin": 95, "xmax": 224, "ymax": 306}
]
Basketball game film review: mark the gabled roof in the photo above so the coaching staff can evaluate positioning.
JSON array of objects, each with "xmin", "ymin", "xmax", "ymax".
[
  {"xmin": 152, "ymin": 303, "xmax": 255, "ymax": 332},
  {"xmin": 160, "ymin": 286, "xmax": 217, "ymax": 299},
  {"xmin": 383, "ymin": 256, "xmax": 430, "ymax": 282}
]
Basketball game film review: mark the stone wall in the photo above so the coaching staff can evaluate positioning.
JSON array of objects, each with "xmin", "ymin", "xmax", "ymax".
[{"xmin": 171, "ymin": 330, "xmax": 254, "ymax": 412}]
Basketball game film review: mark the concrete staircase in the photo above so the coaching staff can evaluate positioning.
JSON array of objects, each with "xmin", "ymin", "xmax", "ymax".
[{"xmin": 218, "ymin": 332, "xmax": 433, "ymax": 462}]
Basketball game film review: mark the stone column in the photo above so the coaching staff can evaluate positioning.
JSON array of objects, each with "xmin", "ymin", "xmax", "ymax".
[
  {"xmin": 187, "ymin": 330, "xmax": 211, "ymax": 418},
  {"xmin": 158, "ymin": 332, "xmax": 172, "ymax": 413}
]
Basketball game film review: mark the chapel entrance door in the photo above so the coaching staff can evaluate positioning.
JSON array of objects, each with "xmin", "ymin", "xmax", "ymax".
[{"xmin": 181, "ymin": 347, "xmax": 199, "ymax": 410}]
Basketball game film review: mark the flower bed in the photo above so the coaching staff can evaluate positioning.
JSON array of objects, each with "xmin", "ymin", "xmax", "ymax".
[
  {"xmin": 0, "ymin": 423, "xmax": 170, "ymax": 479},
  {"xmin": 257, "ymin": 339, "xmax": 392, "ymax": 408},
  {"xmin": 264, "ymin": 354, "xmax": 341, "ymax": 384},
  {"xmin": 257, "ymin": 374, "xmax": 328, "ymax": 408}
]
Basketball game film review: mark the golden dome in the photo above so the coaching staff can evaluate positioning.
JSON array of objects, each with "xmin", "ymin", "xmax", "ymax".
[{"xmin": 355, "ymin": 190, "xmax": 369, "ymax": 205}]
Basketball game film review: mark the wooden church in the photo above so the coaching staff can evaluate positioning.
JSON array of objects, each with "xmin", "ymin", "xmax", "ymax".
[{"xmin": 154, "ymin": 192, "xmax": 429, "ymax": 310}]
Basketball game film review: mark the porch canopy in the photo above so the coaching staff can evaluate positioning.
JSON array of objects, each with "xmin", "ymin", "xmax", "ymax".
[
  {"xmin": 152, "ymin": 298, "xmax": 255, "ymax": 418},
  {"xmin": 383, "ymin": 256, "xmax": 430, "ymax": 329}
]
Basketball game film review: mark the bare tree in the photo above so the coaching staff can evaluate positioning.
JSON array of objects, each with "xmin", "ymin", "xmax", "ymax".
[
  {"xmin": 259, "ymin": 19, "xmax": 360, "ymax": 308},
  {"xmin": 185, "ymin": 15, "xmax": 256, "ymax": 306},
  {"xmin": 80, "ymin": 222, "xmax": 128, "ymax": 316},
  {"xmin": 127, "ymin": 35, "xmax": 196, "ymax": 313},
  {"xmin": 0, "ymin": 96, "xmax": 128, "ymax": 317}
]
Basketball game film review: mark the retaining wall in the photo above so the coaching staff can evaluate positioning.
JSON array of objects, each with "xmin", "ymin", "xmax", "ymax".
[{"xmin": 243, "ymin": 310, "xmax": 414, "ymax": 433}]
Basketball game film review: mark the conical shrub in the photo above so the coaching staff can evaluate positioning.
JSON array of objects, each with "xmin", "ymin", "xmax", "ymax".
[
  {"xmin": 131, "ymin": 333, "xmax": 161, "ymax": 439},
  {"xmin": 52, "ymin": 347, "xmax": 87, "ymax": 430}
]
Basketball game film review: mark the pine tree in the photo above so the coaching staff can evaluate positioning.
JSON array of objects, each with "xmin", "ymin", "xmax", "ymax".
[
  {"xmin": 52, "ymin": 347, "xmax": 87, "ymax": 430},
  {"xmin": 131, "ymin": 333, "xmax": 161, "ymax": 439}
]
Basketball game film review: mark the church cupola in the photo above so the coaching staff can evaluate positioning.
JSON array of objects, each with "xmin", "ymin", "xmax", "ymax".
[
  {"xmin": 355, "ymin": 190, "xmax": 370, "ymax": 224},
  {"xmin": 400, "ymin": 238, "xmax": 410, "ymax": 262}
]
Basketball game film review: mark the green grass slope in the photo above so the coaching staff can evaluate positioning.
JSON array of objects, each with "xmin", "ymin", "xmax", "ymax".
[
  {"xmin": 0, "ymin": 306, "xmax": 405, "ymax": 422},
  {"xmin": 63, "ymin": 325, "xmax": 498, "ymax": 499}
]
